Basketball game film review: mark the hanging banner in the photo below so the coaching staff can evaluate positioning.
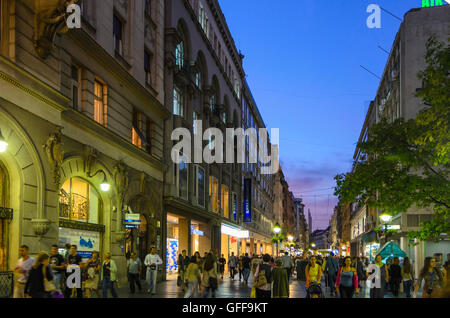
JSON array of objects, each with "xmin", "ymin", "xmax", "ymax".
[
  {"xmin": 243, "ymin": 178, "xmax": 252, "ymax": 223},
  {"xmin": 59, "ymin": 227, "xmax": 100, "ymax": 260}
]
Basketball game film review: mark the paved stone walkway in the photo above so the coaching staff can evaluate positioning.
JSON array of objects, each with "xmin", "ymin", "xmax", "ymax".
[{"xmin": 107, "ymin": 274, "xmax": 418, "ymax": 299}]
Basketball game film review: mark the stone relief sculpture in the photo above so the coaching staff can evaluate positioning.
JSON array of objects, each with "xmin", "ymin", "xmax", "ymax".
[
  {"xmin": 33, "ymin": 0, "xmax": 80, "ymax": 59},
  {"xmin": 43, "ymin": 127, "xmax": 64, "ymax": 188}
]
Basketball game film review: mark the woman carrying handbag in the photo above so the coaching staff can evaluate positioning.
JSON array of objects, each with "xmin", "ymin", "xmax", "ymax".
[{"xmin": 25, "ymin": 251, "xmax": 55, "ymax": 298}]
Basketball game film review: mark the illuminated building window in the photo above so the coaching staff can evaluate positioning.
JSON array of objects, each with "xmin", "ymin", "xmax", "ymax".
[
  {"xmin": 209, "ymin": 176, "xmax": 218, "ymax": 213},
  {"xmin": 94, "ymin": 79, "xmax": 107, "ymax": 126},
  {"xmin": 221, "ymin": 185, "xmax": 229, "ymax": 218},
  {"xmin": 59, "ymin": 178, "xmax": 100, "ymax": 224}
]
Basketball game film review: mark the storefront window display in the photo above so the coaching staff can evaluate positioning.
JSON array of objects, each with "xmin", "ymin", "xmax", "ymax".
[
  {"xmin": 166, "ymin": 213, "xmax": 189, "ymax": 279},
  {"xmin": 365, "ymin": 243, "xmax": 380, "ymax": 263},
  {"xmin": 191, "ymin": 220, "xmax": 211, "ymax": 256}
]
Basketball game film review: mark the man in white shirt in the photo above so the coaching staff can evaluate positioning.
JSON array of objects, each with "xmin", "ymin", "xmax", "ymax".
[
  {"xmin": 144, "ymin": 247, "xmax": 162, "ymax": 295},
  {"xmin": 13, "ymin": 245, "xmax": 35, "ymax": 298}
]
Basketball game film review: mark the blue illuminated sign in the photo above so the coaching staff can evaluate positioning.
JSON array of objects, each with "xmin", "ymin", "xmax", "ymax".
[{"xmin": 243, "ymin": 178, "xmax": 252, "ymax": 223}]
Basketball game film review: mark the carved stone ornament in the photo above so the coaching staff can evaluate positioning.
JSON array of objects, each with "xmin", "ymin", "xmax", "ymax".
[
  {"xmin": 43, "ymin": 127, "xmax": 64, "ymax": 188},
  {"xmin": 114, "ymin": 161, "xmax": 129, "ymax": 200},
  {"xmin": 33, "ymin": 0, "xmax": 80, "ymax": 59},
  {"xmin": 82, "ymin": 145, "xmax": 98, "ymax": 176},
  {"xmin": 31, "ymin": 218, "xmax": 51, "ymax": 237}
]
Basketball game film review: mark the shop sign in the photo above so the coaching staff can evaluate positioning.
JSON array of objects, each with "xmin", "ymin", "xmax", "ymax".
[
  {"xmin": 124, "ymin": 213, "xmax": 141, "ymax": 229},
  {"xmin": 221, "ymin": 224, "xmax": 249, "ymax": 239},
  {"xmin": 59, "ymin": 227, "xmax": 100, "ymax": 260},
  {"xmin": 243, "ymin": 178, "xmax": 252, "ymax": 223},
  {"xmin": 386, "ymin": 225, "xmax": 400, "ymax": 230},
  {"xmin": 190, "ymin": 225, "xmax": 204, "ymax": 236}
]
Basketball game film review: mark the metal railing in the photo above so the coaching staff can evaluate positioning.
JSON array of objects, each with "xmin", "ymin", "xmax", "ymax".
[{"xmin": 0, "ymin": 271, "xmax": 14, "ymax": 298}]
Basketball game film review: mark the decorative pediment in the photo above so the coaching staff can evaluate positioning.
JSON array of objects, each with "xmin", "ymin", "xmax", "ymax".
[{"xmin": 33, "ymin": 0, "xmax": 80, "ymax": 59}]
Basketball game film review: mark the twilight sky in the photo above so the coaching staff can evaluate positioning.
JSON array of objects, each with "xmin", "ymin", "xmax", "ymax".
[{"xmin": 218, "ymin": 0, "xmax": 429, "ymax": 230}]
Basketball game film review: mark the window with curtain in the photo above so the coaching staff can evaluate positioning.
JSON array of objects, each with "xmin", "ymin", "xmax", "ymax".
[{"xmin": 59, "ymin": 178, "xmax": 100, "ymax": 224}]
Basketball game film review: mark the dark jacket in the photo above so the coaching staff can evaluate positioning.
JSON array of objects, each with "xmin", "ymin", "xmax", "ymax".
[{"xmin": 25, "ymin": 264, "xmax": 53, "ymax": 298}]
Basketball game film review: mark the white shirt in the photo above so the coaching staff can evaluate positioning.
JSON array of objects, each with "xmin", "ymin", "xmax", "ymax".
[
  {"xmin": 16, "ymin": 257, "xmax": 35, "ymax": 283},
  {"xmin": 144, "ymin": 253, "xmax": 162, "ymax": 271}
]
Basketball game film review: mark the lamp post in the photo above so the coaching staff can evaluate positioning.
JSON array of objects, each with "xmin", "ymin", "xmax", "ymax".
[{"xmin": 273, "ymin": 223, "xmax": 281, "ymax": 257}]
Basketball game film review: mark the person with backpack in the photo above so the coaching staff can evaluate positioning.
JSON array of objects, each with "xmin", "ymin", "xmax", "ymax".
[
  {"xmin": 184, "ymin": 257, "xmax": 202, "ymax": 298},
  {"xmin": 401, "ymin": 257, "xmax": 414, "ymax": 298},
  {"xmin": 414, "ymin": 257, "xmax": 444, "ymax": 298},
  {"xmin": 324, "ymin": 253, "xmax": 339, "ymax": 296},
  {"xmin": 271, "ymin": 259, "xmax": 289, "ymax": 298},
  {"xmin": 335, "ymin": 256, "xmax": 359, "ymax": 298},
  {"xmin": 24, "ymin": 251, "xmax": 54, "ymax": 298},
  {"xmin": 253, "ymin": 254, "xmax": 272, "ymax": 298},
  {"xmin": 201, "ymin": 253, "xmax": 218, "ymax": 298}
]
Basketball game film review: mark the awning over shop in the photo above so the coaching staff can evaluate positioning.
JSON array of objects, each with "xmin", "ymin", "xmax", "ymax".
[
  {"xmin": 362, "ymin": 231, "xmax": 376, "ymax": 243},
  {"xmin": 377, "ymin": 241, "xmax": 407, "ymax": 258}
]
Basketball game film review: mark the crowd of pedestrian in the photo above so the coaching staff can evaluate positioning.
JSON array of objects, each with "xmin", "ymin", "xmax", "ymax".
[
  {"xmin": 12, "ymin": 244, "xmax": 165, "ymax": 299},
  {"xmin": 12, "ymin": 244, "xmax": 449, "ymax": 299}
]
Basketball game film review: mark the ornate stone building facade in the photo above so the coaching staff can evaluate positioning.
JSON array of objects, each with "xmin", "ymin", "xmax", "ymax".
[{"xmin": 0, "ymin": 0, "xmax": 167, "ymax": 283}]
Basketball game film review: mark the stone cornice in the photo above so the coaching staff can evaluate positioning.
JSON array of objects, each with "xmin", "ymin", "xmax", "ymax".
[
  {"xmin": 62, "ymin": 109, "xmax": 167, "ymax": 174},
  {"xmin": 0, "ymin": 55, "xmax": 70, "ymax": 112}
]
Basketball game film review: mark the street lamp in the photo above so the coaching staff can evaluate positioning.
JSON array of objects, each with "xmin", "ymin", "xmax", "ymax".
[
  {"xmin": 288, "ymin": 235, "xmax": 293, "ymax": 242},
  {"xmin": 88, "ymin": 169, "xmax": 111, "ymax": 192},
  {"xmin": 273, "ymin": 223, "xmax": 281, "ymax": 234},
  {"xmin": 380, "ymin": 214, "xmax": 392, "ymax": 223},
  {"xmin": 0, "ymin": 129, "xmax": 8, "ymax": 153},
  {"xmin": 273, "ymin": 223, "xmax": 281, "ymax": 257}
]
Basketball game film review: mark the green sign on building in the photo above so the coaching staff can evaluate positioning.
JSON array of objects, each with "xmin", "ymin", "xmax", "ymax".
[{"xmin": 422, "ymin": 0, "xmax": 446, "ymax": 7}]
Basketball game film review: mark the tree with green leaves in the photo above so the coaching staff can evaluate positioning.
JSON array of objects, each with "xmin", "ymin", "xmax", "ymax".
[{"xmin": 334, "ymin": 36, "xmax": 449, "ymax": 242}]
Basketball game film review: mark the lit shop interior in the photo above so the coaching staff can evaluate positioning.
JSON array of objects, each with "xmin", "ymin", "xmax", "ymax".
[
  {"xmin": 166, "ymin": 213, "xmax": 211, "ymax": 279},
  {"xmin": 221, "ymin": 224, "xmax": 249, "ymax": 261}
]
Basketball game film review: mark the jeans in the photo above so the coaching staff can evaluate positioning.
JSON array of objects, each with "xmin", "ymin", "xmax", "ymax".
[
  {"xmin": 243, "ymin": 268, "xmax": 251, "ymax": 282},
  {"xmin": 230, "ymin": 267, "xmax": 236, "ymax": 279},
  {"xmin": 327, "ymin": 273, "xmax": 337, "ymax": 293},
  {"xmin": 184, "ymin": 282, "xmax": 199, "ymax": 298},
  {"xmin": 128, "ymin": 273, "xmax": 142, "ymax": 293},
  {"xmin": 403, "ymin": 280, "xmax": 412, "ymax": 298},
  {"xmin": 146, "ymin": 269, "xmax": 157, "ymax": 293},
  {"xmin": 102, "ymin": 277, "xmax": 118, "ymax": 298},
  {"xmin": 203, "ymin": 286, "xmax": 216, "ymax": 298},
  {"xmin": 53, "ymin": 273, "xmax": 63, "ymax": 292}
]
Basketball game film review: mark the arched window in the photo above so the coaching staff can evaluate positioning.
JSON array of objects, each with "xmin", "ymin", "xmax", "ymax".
[
  {"xmin": 175, "ymin": 41, "xmax": 184, "ymax": 70},
  {"xmin": 195, "ymin": 71, "xmax": 202, "ymax": 89},
  {"xmin": 209, "ymin": 94, "xmax": 216, "ymax": 112},
  {"xmin": 59, "ymin": 178, "xmax": 101, "ymax": 224}
]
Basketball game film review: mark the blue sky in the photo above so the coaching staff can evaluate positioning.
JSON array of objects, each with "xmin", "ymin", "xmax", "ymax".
[{"xmin": 218, "ymin": 0, "xmax": 431, "ymax": 230}]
